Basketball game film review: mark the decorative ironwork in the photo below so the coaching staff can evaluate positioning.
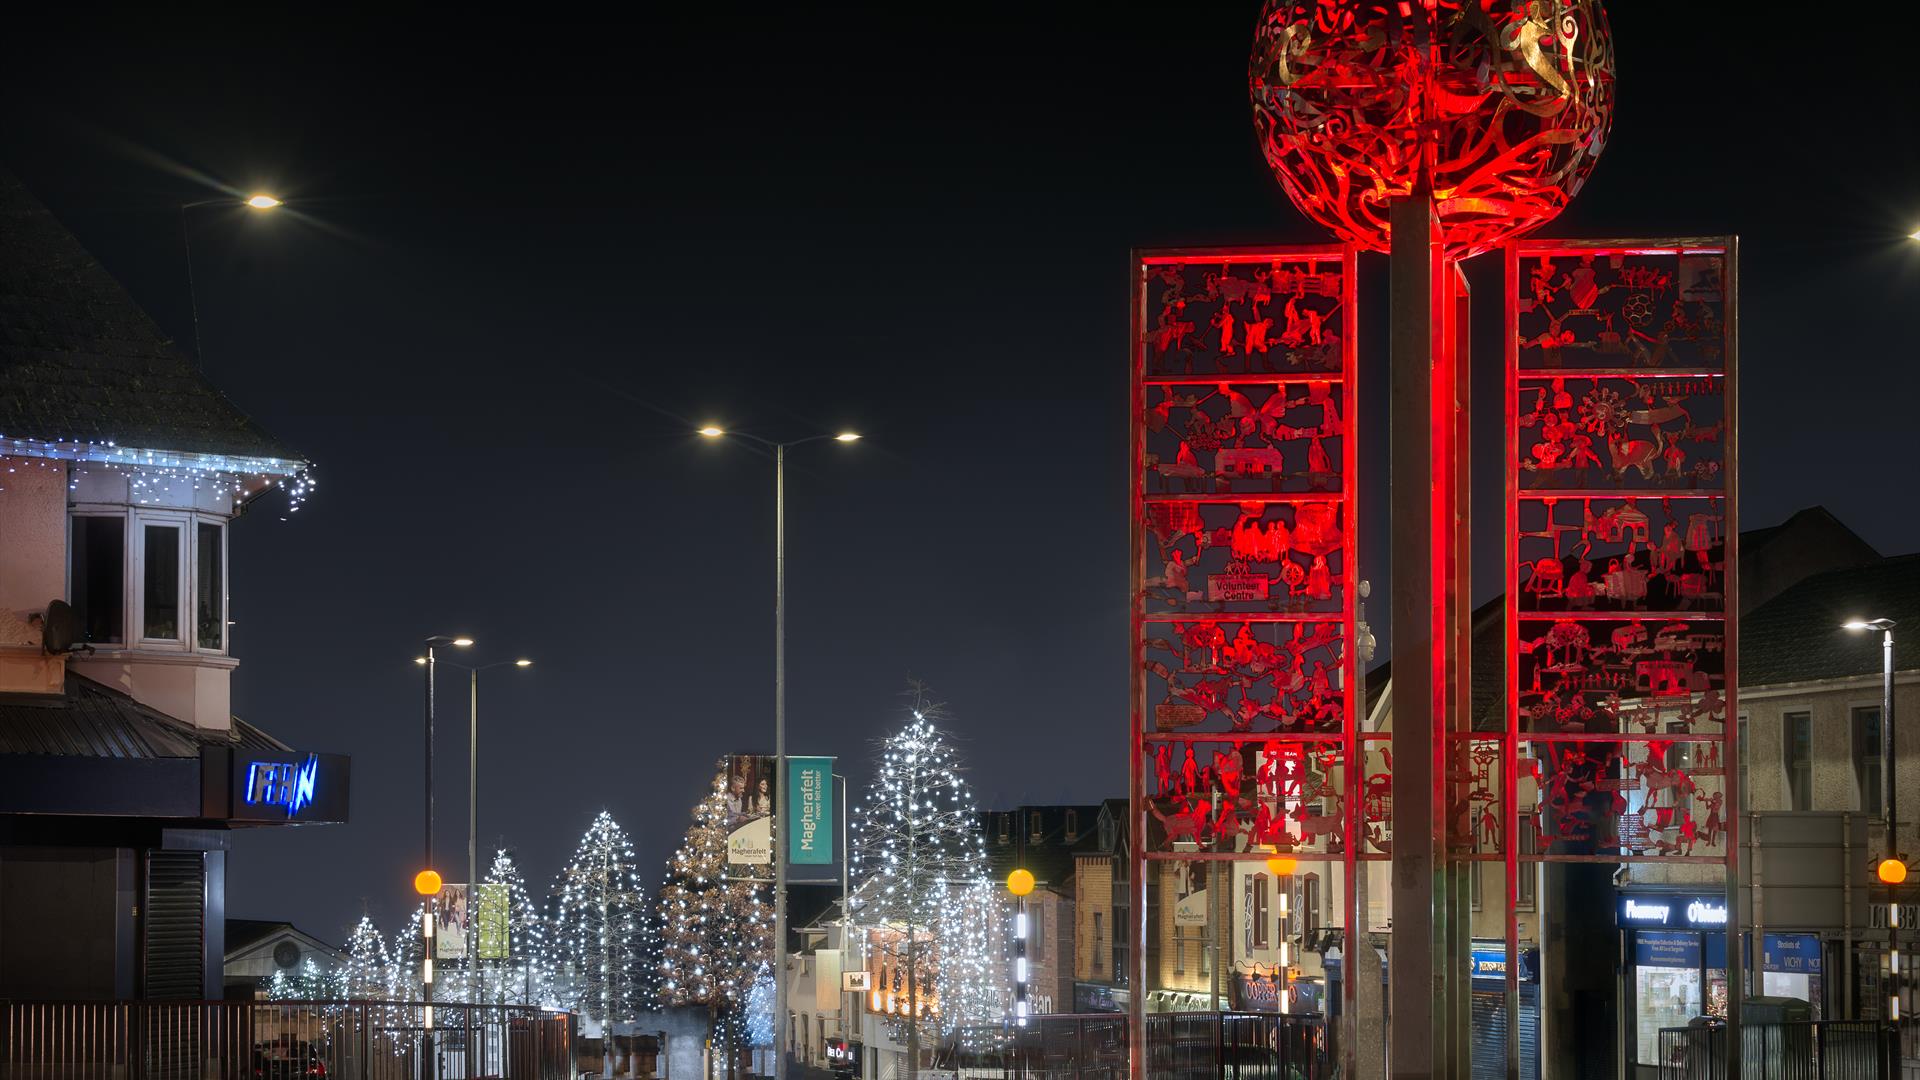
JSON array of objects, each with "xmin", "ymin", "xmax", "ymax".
[
  {"xmin": 1506, "ymin": 240, "xmax": 1738, "ymax": 864},
  {"xmin": 1249, "ymin": 0, "xmax": 1616, "ymax": 258}
]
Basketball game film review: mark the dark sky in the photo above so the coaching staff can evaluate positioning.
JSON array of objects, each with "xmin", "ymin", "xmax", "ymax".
[{"xmin": 4, "ymin": 7, "xmax": 1918, "ymax": 944}]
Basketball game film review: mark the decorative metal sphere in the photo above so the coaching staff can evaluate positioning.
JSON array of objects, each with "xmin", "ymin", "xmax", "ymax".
[{"xmin": 1250, "ymin": 0, "xmax": 1615, "ymax": 257}]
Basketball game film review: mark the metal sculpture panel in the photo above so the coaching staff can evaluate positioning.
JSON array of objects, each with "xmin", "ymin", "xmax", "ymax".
[
  {"xmin": 1506, "ymin": 239, "xmax": 1737, "ymax": 865},
  {"xmin": 1249, "ymin": 0, "xmax": 1616, "ymax": 258}
]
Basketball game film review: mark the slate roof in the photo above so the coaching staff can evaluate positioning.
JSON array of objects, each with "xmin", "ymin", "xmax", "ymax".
[
  {"xmin": 0, "ymin": 169, "xmax": 299, "ymax": 461},
  {"xmin": 0, "ymin": 671, "xmax": 288, "ymax": 758},
  {"xmin": 1741, "ymin": 553, "xmax": 1920, "ymax": 687},
  {"xmin": 982, "ymin": 804, "xmax": 1102, "ymax": 888}
]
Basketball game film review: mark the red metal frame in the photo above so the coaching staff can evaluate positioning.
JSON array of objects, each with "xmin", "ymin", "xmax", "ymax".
[{"xmin": 1130, "ymin": 246, "xmax": 1358, "ymax": 1074}]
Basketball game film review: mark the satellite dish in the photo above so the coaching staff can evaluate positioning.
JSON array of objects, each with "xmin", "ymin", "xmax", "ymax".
[{"xmin": 41, "ymin": 600, "xmax": 93, "ymax": 657}]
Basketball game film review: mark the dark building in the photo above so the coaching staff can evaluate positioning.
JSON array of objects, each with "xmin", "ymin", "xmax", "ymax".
[{"xmin": 0, "ymin": 170, "xmax": 347, "ymax": 1001}]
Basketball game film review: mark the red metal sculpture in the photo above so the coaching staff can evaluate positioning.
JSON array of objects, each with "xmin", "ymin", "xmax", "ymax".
[
  {"xmin": 1505, "ymin": 239, "xmax": 1738, "ymax": 861},
  {"xmin": 1249, "ymin": 0, "xmax": 1615, "ymax": 257}
]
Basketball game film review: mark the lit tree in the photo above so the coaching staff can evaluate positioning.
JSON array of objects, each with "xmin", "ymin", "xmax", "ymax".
[
  {"xmin": 264, "ymin": 956, "xmax": 328, "ymax": 1000},
  {"xmin": 481, "ymin": 848, "xmax": 558, "ymax": 1006},
  {"xmin": 550, "ymin": 811, "xmax": 650, "ymax": 1032},
  {"xmin": 656, "ymin": 765, "xmax": 773, "ymax": 1080},
  {"xmin": 744, "ymin": 963, "xmax": 775, "ymax": 1047},
  {"xmin": 336, "ymin": 915, "xmax": 394, "ymax": 1001},
  {"xmin": 850, "ymin": 685, "xmax": 1001, "ymax": 1080}
]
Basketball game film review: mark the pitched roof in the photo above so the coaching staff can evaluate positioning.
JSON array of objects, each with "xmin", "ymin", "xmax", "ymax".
[
  {"xmin": 0, "ymin": 169, "xmax": 299, "ymax": 461},
  {"xmin": 981, "ymin": 804, "xmax": 1102, "ymax": 887},
  {"xmin": 1741, "ymin": 553, "xmax": 1920, "ymax": 687},
  {"xmin": 0, "ymin": 671, "xmax": 288, "ymax": 758}
]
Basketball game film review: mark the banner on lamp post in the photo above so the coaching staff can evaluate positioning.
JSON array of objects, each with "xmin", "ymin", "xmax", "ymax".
[
  {"xmin": 476, "ymin": 883, "xmax": 510, "ymax": 960},
  {"xmin": 788, "ymin": 756, "xmax": 834, "ymax": 867}
]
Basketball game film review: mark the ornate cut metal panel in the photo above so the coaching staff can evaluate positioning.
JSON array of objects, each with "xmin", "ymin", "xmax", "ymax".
[
  {"xmin": 1134, "ymin": 247, "xmax": 1358, "ymax": 871},
  {"xmin": 1505, "ymin": 239, "xmax": 1738, "ymax": 864}
]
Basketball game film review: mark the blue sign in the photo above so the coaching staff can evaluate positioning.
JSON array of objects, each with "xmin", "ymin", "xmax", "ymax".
[
  {"xmin": 245, "ymin": 754, "xmax": 318, "ymax": 817},
  {"xmin": 1618, "ymin": 893, "xmax": 1729, "ymax": 928},
  {"xmin": 1468, "ymin": 944, "xmax": 1538, "ymax": 983},
  {"xmin": 1635, "ymin": 930, "xmax": 1703, "ymax": 969},
  {"xmin": 1762, "ymin": 933, "xmax": 1822, "ymax": 975},
  {"xmin": 788, "ymin": 756, "xmax": 834, "ymax": 866}
]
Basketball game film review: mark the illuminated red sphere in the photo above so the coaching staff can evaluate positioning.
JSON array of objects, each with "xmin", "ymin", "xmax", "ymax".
[{"xmin": 1250, "ymin": 1, "xmax": 1615, "ymax": 258}]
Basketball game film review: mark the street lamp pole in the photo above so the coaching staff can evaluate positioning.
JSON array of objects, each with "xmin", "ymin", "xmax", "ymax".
[
  {"xmin": 421, "ymin": 634, "xmax": 472, "ymax": 1064},
  {"xmin": 699, "ymin": 425, "xmax": 859, "ymax": 1080},
  {"xmin": 1847, "ymin": 618, "xmax": 1901, "ymax": 1033},
  {"xmin": 178, "ymin": 194, "xmax": 282, "ymax": 371}
]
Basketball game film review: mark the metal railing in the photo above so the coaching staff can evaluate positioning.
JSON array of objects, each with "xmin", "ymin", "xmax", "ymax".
[
  {"xmin": 947, "ymin": 1011, "xmax": 1330, "ymax": 1080},
  {"xmin": 0, "ymin": 1000, "xmax": 575, "ymax": 1080},
  {"xmin": 1656, "ymin": 1021, "xmax": 1890, "ymax": 1079}
]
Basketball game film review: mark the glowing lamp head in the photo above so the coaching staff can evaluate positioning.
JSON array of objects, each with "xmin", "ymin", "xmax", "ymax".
[
  {"xmin": 698, "ymin": 426, "xmax": 726, "ymax": 438},
  {"xmin": 452, "ymin": 638, "xmax": 473, "ymax": 648},
  {"xmin": 834, "ymin": 432, "xmax": 862, "ymax": 443},
  {"xmin": 1006, "ymin": 868, "xmax": 1036, "ymax": 897},
  {"xmin": 1266, "ymin": 855, "xmax": 1298, "ymax": 878},
  {"xmin": 1880, "ymin": 858, "xmax": 1909, "ymax": 886},
  {"xmin": 413, "ymin": 869, "xmax": 444, "ymax": 896},
  {"xmin": 515, "ymin": 659, "xmax": 534, "ymax": 667},
  {"xmin": 1910, "ymin": 228, "xmax": 1920, "ymax": 242},
  {"xmin": 245, "ymin": 195, "xmax": 282, "ymax": 210},
  {"xmin": 1844, "ymin": 618, "xmax": 1896, "ymax": 632}
]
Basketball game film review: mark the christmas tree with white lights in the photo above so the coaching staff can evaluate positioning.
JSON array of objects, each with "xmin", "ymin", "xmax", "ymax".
[
  {"xmin": 264, "ymin": 956, "xmax": 328, "ymax": 1001},
  {"xmin": 550, "ymin": 811, "xmax": 651, "ymax": 1032},
  {"xmin": 656, "ymin": 765, "xmax": 773, "ymax": 1079},
  {"xmin": 851, "ymin": 685, "xmax": 1003, "ymax": 1080},
  {"xmin": 335, "ymin": 915, "xmax": 394, "ymax": 1001},
  {"xmin": 481, "ymin": 848, "xmax": 558, "ymax": 1006}
]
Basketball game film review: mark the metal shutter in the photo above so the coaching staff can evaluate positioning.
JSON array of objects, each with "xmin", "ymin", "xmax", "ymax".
[
  {"xmin": 1470, "ymin": 983, "xmax": 1540, "ymax": 1080},
  {"xmin": 143, "ymin": 850, "xmax": 205, "ymax": 1000}
]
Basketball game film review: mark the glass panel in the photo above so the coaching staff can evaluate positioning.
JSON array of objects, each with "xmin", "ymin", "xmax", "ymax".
[
  {"xmin": 196, "ymin": 522, "xmax": 223, "ymax": 650},
  {"xmin": 70, "ymin": 516, "xmax": 125, "ymax": 645},
  {"xmin": 143, "ymin": 524, "xmax": 181, "ymax": 640}
]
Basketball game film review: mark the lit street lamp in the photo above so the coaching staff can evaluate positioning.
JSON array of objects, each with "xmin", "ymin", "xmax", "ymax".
[
  {"xmin": 419, "ymin": 654, "xmax": 535, "ymax": 1002},
  {"xmin": 1845, "ymin": 618, "xmax": 1901, "ymax": 1028},
  {"xmin": 179, "ymin": 193, "xmax": 282, "ymax": 369},
  {"xmin": 697, "ymin": 423, "xmax": 859, "ymax": 1080},
  {"xmin": 419, "ymin": 633, "xmax": 471, "ymax": 1064}
]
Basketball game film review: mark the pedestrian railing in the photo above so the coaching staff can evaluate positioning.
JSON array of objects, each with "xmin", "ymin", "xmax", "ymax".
[
  {"xmin": 1656, "ymin": 1020, "xmax": 1890, "ymax": 1079},
  {"xmin": 947, "ymin": 1011, "xmax": 1331, "ymax": 1080},
  {"xmin": 0, "ymin": 999, "xmax": 575, "ymax": 1080}
]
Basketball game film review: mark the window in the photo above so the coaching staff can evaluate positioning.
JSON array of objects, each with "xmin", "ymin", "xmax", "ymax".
[
  {"xmin": 1470, "ymin": 861, "xmax": 1482, "ymax": 911},
  {"xmin": 1738, "ymin": 716, "xmax": 1750, "ymax": 811},
  {"xmin": 1065, "ymin": 809, "xmax": 1080, "ymax": 842},
  {"xmin": 1030, "ymin": 812, "xmax": 1044, "ymax": 843},
  {"xmin": 998, "ymin": 813, "xmax": 1011, "ymax": 843},
  {"xmin": 196, "ymin": 522, "xmax": 223, "ymax": 650},
  {"xmin": 70, "ymin": 516, "xmax": 125, "ymax": 644},
  {"xmin": 1092, "ymin": 913, "xmax": 1103, "ymax": 974},
  {"xmin": 1173, "ymin": 922, "xmax": 1185, "ymax": 974},
  {"xmin": 1855, "ymin": 707, "xmax": 1884, "ymax": 814},
  {"xmin": 1516, "ymin": 818, "xmax": 1538, "ymax": 909},
  {"xmin": 1249, "ymin": 874, "xmax": 1270, "ymax": 950},
  {"xmin": 141, "ymin": 523, "xmax": 182, "ymax": 641},
  {"xmin": 1301, "ymin": 874, "xmax": 1321, "ymax": 940},
  {"xmin": 1785, "ymin": 712, "xmax": 1813, "ymax": 811},
  {"xmin": 1031, "ymin": 901, "xmax": 1044, "ymax": 954}
]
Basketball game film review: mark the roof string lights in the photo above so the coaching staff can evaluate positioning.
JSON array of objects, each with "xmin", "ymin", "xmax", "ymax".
[{"xmin": 0, "ymin": 435, "xmax": 314, "ymax": 512}]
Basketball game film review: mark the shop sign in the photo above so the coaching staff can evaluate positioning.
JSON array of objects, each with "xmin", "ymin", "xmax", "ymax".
[
  {"xmin": 1869, "ymin": 904, "xmax": 1918, "ymax": 930},
  {"xmin": 1634, "ymin": 929, "xmax": 1703, "ymax": 968},
  {"xmin": 1468, "ymin": 944, "xmax": 1538, "ymax": 983},
  {"xmin": 1233, "ymin": 972, "xmax": 1283, "ymax": 1012},
  {"xmin": 225, "ymin": 750, "xmax": 350, "ymax": 823},
  {"xmin": 1762, "ymin": 933, "xmax": 1822, "ymax": 974},
  {"xmin": 1618, "ymin": 894, "xmax": 1727, "ymax": 928}
]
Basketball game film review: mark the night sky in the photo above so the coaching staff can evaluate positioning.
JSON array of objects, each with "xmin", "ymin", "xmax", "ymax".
[{"xmin": 4, "ymin": 7, "xmax": 1917, "ymax": 945}]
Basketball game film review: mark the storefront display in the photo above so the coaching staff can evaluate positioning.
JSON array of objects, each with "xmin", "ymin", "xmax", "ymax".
[
  {"xmin": 1619, "ymin": 893, "xmax": 1734, "ymax": 1067},
  {"xmin": 1761, "ymin": 933, "xmax": 1823, "ymax": 1017}
]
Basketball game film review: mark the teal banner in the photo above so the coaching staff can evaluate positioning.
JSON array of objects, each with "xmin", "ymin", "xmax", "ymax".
[{"xmin": 788, "ymin": 756, "xmax": 834, "ymax": 866}]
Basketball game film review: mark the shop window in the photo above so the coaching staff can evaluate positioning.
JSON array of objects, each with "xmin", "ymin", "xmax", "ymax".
[
  {"xmin": 1855, "ymin": 707, "xmax": 1884, "ymax": 814},
  {"xmin": 1785, "ymin": 712, "xmax": 1812, "ymax": 811},
  {"xmin": 70, "ymin": 515, "xmax": 125, "ymax": 644},
  {"xmin": 196, "ymin": 521, "xmax": 224, "ymax": 650},
  {"xmin": 141, "ymin": 523, "xmax": 182, "ymax": 641}
]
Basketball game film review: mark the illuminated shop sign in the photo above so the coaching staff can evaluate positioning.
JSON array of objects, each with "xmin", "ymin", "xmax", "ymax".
[
  {"xmin": 245, "ymin": 755, "xmax": 318, "ymax": 817},
  {"xmin": 218, "ymin": 750, "xmax": 350, "ymax": 824},
  {"xmin": 1618, "ymin": 894, "xmax": 1728, "ymax": 928}
]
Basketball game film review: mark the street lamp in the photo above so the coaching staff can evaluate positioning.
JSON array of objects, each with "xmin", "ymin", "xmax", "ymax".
[
  {"xmin": 1007, "ymin": 869, "xmax": 1035, "ymax": 1028},
  {"xmin": 426, "ymin": 654, "xmax": 535, "ymax": 1005},
  {"xmin": 179, "ymin": 193, "xmax": 283, "ymax": 370},
  {"xmin": 1845, "ymin": 618, "xmax": 1900, "ymax": 1022},
  {"xmin": 420, "ymin": 634, "xmax": 471, "ymax": 1059},
  {"xmin": 697, "ymin": 423, "xmax": 860, "ymax": 1080}
]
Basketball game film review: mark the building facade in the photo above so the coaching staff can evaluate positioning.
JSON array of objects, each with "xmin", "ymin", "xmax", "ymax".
[{"xmin": 0, "ymin": 170, "xmax": 347, "ymax": 1001}]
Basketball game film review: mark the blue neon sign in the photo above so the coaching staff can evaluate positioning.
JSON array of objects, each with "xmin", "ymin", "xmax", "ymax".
[{"xmin": 245, "ymin": 754, "xmax": 319, "ymax": 818}]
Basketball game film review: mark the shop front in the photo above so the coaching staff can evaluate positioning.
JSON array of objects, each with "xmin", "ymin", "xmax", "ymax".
[
  {"xmin": 1617, "ymin": 892, "xmax": 1733, "ymax": 1074},
  {"xmin": 1759, "ymin": 932, "xmax": 1822, "ymax": 1016},
  {"xmin": 1467, "ymin": 941, "xmax": 1539, "ymax": 1080}
]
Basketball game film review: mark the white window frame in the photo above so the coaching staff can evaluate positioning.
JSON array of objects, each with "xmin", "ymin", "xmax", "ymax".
[
  {"xmin": 191, "ymin": 515, "xmax": 229, "ymax": 655},
  {"xmin": 67, "ymin": 509, "xmax": 132, "ymax": 647},
  {"xmin": 134, "ymin": 511, "xmax": 191, "ymax": 648}
]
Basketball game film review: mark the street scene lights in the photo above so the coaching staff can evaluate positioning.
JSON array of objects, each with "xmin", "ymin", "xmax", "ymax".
[
  {"xmin": 1846, "ymin": 618, "xmax": 1902, "ymax": 1025},
  {"xmin": 697, "ymin": 424, "xmax": 858, "ymax": 1080}
]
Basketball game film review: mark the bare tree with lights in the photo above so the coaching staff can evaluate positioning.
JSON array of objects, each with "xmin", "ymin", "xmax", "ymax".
[
  {"xmin": 550, "ymin": 811, "xmax": 650, "ymax": 1032},
  {"xmin": 656, "ymin": 766, "xmax": 773, "ymax": 1080},
  {"xmin": 481, "ymin": 848, "xmax": 558, "ymax": 1006},
  {"xmin": 850, "ymin": 685, "xmax": 1001, "ymax": 1080}
]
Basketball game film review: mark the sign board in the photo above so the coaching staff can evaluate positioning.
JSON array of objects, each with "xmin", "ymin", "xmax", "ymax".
[
  {"xmin": 1617, "ymin": 893, "xmax": 1729, "ymax": 929},
  {"xmin": 436, "ymin": 884, "xmax": 471, "ymax": 959},
  {"xmin": 788, "ymin": 756, "xmax": 834, "ymax": 866},
  {"xmin": 476, "ymin": 882, "xmax": 510, "ymax": 960},
  {"xmin": 728, "ymin": 816, "xmax": 773, "ymax": 866},
  {"xmin": 221, "ymin": 750, "xmax": 350, "ymax": 824},
  {"xmin": 1174, "ymin": 888, "xmax": 1209, "ymax": 927},
  {"xmin": 842, "ymin": 970, "xmax": 872, "ymax": 993}
]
